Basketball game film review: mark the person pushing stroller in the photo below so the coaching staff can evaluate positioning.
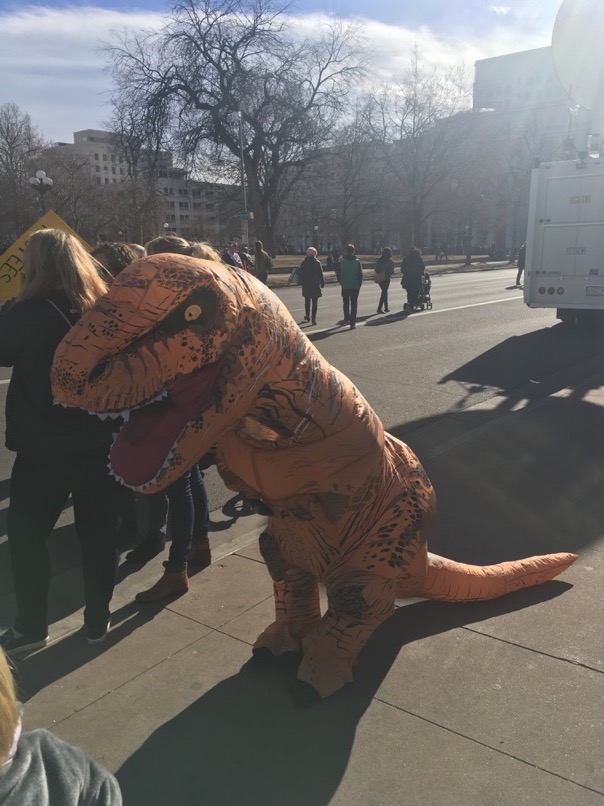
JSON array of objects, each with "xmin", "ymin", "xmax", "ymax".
[{"xmin": 400, "ymin": 246, "xmax": 427, "ymax": 313}]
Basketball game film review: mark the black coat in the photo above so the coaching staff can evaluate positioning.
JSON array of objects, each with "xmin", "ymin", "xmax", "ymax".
[
  {"xmin": 401, "ymin": 251, "xmax": 425, "ymax": 288},
  {"xmin": 0, "ymin": 292, "xmax": 115, "ymax": 457},
  {"xmin": 298, "ymin": 256, "xmax": 324, "ymax": 298}
]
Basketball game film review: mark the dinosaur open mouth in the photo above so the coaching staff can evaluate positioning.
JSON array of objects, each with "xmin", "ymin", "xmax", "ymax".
[{"xmin": 110, "ymin": 359, "xmax": 225, "ymax": 488}]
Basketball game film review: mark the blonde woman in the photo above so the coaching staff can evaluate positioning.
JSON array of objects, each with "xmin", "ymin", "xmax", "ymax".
[
  {"xmin": 0, "ymin": 648, "xmax": 122, "ymax": 803},
  {"xmin": 189, "ymin": 241, "xmax": 221, "ymax": 262},
  {"xmin": 0, "ymin": 229, "xmax": 122, "ymax": 654}
]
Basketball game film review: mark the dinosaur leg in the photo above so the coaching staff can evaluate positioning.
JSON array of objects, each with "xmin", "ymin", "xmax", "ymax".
[
  {"xmin": 297, "ymin": 571, "xmax": 396, "ymax": 698},
  {"xmin": 253, "ymin": 530, "xmax": 321, "ymax": 657}
]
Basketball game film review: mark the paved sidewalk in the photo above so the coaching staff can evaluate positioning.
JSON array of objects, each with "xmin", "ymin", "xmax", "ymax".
[{"xmin": 1, "ymin": 370, "xmax": 603, "ymax": 805}]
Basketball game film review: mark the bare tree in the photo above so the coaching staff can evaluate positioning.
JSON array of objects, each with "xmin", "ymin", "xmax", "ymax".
[
  {"xmin": 104, "ymin": 0, "xmax": 365, "ymax": 252},
  {"xmin": 0, "ymin": 103, "xmax": 45, "ymax": 243},
  {"xmin": 367, "ymin": 47, "xmax": 472, "ymax": 249}
]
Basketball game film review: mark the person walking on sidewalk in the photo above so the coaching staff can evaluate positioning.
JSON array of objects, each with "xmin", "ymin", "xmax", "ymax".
[
  {"xmin": 298, "ymin": 246, "xmax": 325, "ymax": 325},
  {"xmin": 400, "ymin": 246, "xmax": 426, "ymax": 313},
  {"xmin": 515, "ymin": 242, "xmax": 526, "ymax": 288},
  {"xmin": 0, "ymin": 229, "xmax": 122, "ymax": 655},
  {"xmin": 337, "ymin": 244, "xmax": 363, "ymax": 329},
  {"xmin": 253, "ymin": 240, "xmax": 272, "ymax": 285},
  {"xmin": 374, "ymin": 246, "xmax": 395, "ymax": 313}
]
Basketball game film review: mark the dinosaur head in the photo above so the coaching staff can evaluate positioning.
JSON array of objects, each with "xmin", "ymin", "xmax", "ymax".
[{"xmin": 51, "ymin": 254, "xmax": 289, "ymax": 491}]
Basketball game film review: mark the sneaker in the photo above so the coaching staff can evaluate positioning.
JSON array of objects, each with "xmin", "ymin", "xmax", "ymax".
[
  {"xmin": 0, "ymin": 628, "xmax": 48, "ymax": 656},
  {"xmin": 376, "ymin": 308, "xmax": 382, "ymax": 314},
  {"xmin": 86, "ymin": 621, "xmax": 110, "ymax": 645},
  {"xmin": 303, "ymin": 315, "xmax": 310, "ymax": 322},
  {"xmin": 349, "ymin": 323, "xmax": 356, "ymax": 330},
  {"xmin": 384, "ymin": 307, "xmax": 390, "ymax": 312},
  {"xmin": 311, "ymin": 319, "xmax": 316, "ymax": 325}
]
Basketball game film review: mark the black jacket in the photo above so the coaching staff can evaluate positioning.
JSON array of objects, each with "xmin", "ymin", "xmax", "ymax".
[
  {"xmin": 298, "ymin": 256, "xmax": 325, "ymax": 298},
  {"xmin": 401, "ymin": 251, "xmax": 425, "ymax": 288},
  {"xmin": 0, "ymin": 291, "xmax": 114, "ymax": 457}
]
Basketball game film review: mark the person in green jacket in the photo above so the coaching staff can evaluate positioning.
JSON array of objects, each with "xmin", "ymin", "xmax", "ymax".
[{"xmin": 336, "ymin": 243, "xmax": 363, "ymax": 329}]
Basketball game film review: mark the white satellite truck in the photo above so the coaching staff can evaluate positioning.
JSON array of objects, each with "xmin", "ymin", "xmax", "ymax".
[
  {"xmin": 524, "ymin": 0, "xmax": 604, "ymax": 326},
  {"xmin": 524, "ymin": 154, "xmax": 604, "ymax": 325}
]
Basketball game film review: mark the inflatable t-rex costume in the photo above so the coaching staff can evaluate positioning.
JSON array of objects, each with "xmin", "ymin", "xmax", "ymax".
[{"xmin": 52, "ymin": 255, "xmax": 576, "ymax": 697}]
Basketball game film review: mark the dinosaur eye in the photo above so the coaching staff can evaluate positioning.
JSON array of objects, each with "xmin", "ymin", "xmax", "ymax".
[{"xmin": 184, "ymin": 304, "xmax": 202, "ymax": 321}]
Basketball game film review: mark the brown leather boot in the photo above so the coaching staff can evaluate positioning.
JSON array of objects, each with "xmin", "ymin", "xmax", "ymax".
[
  {"xmin": 135, "ymin": 569, "xmax": 189, "ymax": 602},
  {"xmin": 188, "ymin": 538, "xmax": 211, "ymax": 568}
]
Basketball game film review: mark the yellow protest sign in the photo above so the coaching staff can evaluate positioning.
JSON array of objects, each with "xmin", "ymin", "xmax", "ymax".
[{"xmin": 0, "ymin": 211, "xmax": 91, "ymax": 301}]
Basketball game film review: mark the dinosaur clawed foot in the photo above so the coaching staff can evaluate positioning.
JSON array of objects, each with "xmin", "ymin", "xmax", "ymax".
[
  {"xmin": 296, "ymin": 633, "xmax": 356, "ymax": 698},
  {"xmin": 252, "ymin": 647, "xmax": 302, "ymax": 675},
  {"xmin": 253, "ymin": 620, "xmax": 302, "ymax": 657}
]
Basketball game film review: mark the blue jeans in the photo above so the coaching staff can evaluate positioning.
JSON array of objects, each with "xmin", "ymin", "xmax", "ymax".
[{"xmin": 148, "ymin": 465, "xmax": 210, "ymax": 571}]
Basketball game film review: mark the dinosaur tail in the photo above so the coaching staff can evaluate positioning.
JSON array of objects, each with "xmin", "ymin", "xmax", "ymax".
[{"xmin": 397, "ymin": 550, "xmax": 577, "ymax": 602}]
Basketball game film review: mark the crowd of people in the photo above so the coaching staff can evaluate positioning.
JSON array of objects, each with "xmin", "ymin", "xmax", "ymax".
[
  {"xmin": 0, "ymin": 230, "xmax": 278, "ymax": 658},
  {"xmin": 295, "ymin": 243, "xmax": 429, "ymax": 329},
  {"xmin": 0, "ymin": 228, "xmax": 288, "ymax": 803}
]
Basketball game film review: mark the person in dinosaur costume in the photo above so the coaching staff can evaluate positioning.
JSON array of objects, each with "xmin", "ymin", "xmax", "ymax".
[{"xmin": 51, "ymin": 255, "xmax": 577, "ymax": 698}]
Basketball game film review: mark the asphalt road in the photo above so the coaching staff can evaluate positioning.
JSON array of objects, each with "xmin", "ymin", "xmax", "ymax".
[{"xmin": 1, "ymin": 266, "xmax": 603, "ymax": 513}]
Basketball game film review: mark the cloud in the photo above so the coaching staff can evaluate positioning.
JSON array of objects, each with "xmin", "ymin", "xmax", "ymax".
[
  {"xmin": 0, "ymin": 5, "xmax": 164, "ymax": 141},
  {"xmin": 0, "ymin": 4, "xmax": 553, "ymax": 143},
  {"xmin": 488, "ymin": 5, "xmax": 512, "ymax": 16}
]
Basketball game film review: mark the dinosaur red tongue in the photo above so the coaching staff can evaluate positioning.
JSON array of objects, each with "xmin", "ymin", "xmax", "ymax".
[{"xmin": 111, "ymin": 362, "xmax": 223, "ymax": 487}]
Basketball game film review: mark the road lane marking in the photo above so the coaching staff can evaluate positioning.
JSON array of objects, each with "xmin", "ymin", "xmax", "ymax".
[{"xmin": 419, "ymin": 296, "xmax": 522, "ymax": 316}]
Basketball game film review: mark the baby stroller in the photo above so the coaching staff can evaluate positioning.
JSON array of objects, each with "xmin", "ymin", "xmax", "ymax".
[{"xmin": 416, "ymin": 271, "xmax": 432, "ymax": 311}]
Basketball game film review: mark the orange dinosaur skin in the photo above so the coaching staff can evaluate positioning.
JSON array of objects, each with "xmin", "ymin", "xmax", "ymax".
[{"xmin": 51, "ymin": 255, "xmax": 577, "ymax": 698}]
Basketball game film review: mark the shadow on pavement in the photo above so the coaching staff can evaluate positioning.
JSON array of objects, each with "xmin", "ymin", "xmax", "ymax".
[
  {"xmin": 115, "ymin": 582, "xmax": 570, "ymax": 806},
  {"xmin": 12, "ymin": 599, "xmax": 165, "ymax": 702}
]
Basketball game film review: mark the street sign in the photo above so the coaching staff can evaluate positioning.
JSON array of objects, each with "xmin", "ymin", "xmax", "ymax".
[
  {"xmin": 236, "ymin": 211, "xmax": 253, "ymax": 220},
  {"xmin": 0, "ymin": 211, "xmax": 91, "ymax": 301}
]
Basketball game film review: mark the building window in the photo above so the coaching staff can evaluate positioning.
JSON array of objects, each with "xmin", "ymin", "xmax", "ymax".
[
  {"xmin": 192, "ymin": 189, "xmax": 201, "ymax": 198},
  {"xmin": 112, "ymin": 167, "xmax": 116, "ymax": 174},
  {"xmin": 120, "ymin": 168, "xmax": 124, "ymax": 175},
  {"xmin": 205, "ymin": 191, "xmax": 214, "ymax": 199},
  {"xmin": 179, "ymin": 201, "xmax": 189, "ymax": 209},
  {"xmin": 206, "ymin": 203, "xmax": 214, "ymax": 211},
  {"xmin": 102, "ymin": 154, "xmax": 107, "ymax": 161},
  {"xmin": 178, "ymin": 188, "xmax": 188, "ymax": 196},
  {"xmin": 95, "ymin": 166, "xmax": 100, "ymax": 172},
  {"xmin": 192, "ymin": 202, "xmax": 202, "ymax": 210},
  {"xmin": 180, "ymin": 215, "xmax": 190, "ymax": 222},
  {"xmin": 94, "ymin": 153, "xmax": 99, "ymax": 160},
  {"xmin": 167, "ymin": 201, "xmax": 175, "ymax": 209},
  {"xmin": 104, "ymin": 178, "xmax": 110, "ymax": 184}
]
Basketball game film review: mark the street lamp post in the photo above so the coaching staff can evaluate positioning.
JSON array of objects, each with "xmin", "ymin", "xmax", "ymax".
[{"xmin": 28, "ymin": 170, "xmax": 53, "ymax": 214}]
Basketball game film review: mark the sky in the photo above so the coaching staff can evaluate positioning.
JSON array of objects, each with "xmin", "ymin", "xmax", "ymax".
[{"xmin": 0, "ymin": 0, "xmax": 562, "ymax": 143}]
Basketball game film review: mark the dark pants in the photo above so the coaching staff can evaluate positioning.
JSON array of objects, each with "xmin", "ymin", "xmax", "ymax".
[
  {"xmin": 7, "ymin": 449, "xmax": 121, "ymax": 637},
  {"xmin": 148, "ymin": 465, "xmax": 210, "ymax": 571},
  {"xmin": 378, "ymin": 280, "xmax": 391, "ymax": 311},
  {"xmin": 342, "ymin": 288, "xmax": 360, "ymax": 325},
  {"xmin": 304, "ymin": 295, "xmax": 319, "ymax": 321},
  {"xmin": 404, "ymin": 280, "xmax": 422, "ymax": 310},
  {"xmin": 516, "ymin": 267, "xmax": 524, "ymax": 285}
]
